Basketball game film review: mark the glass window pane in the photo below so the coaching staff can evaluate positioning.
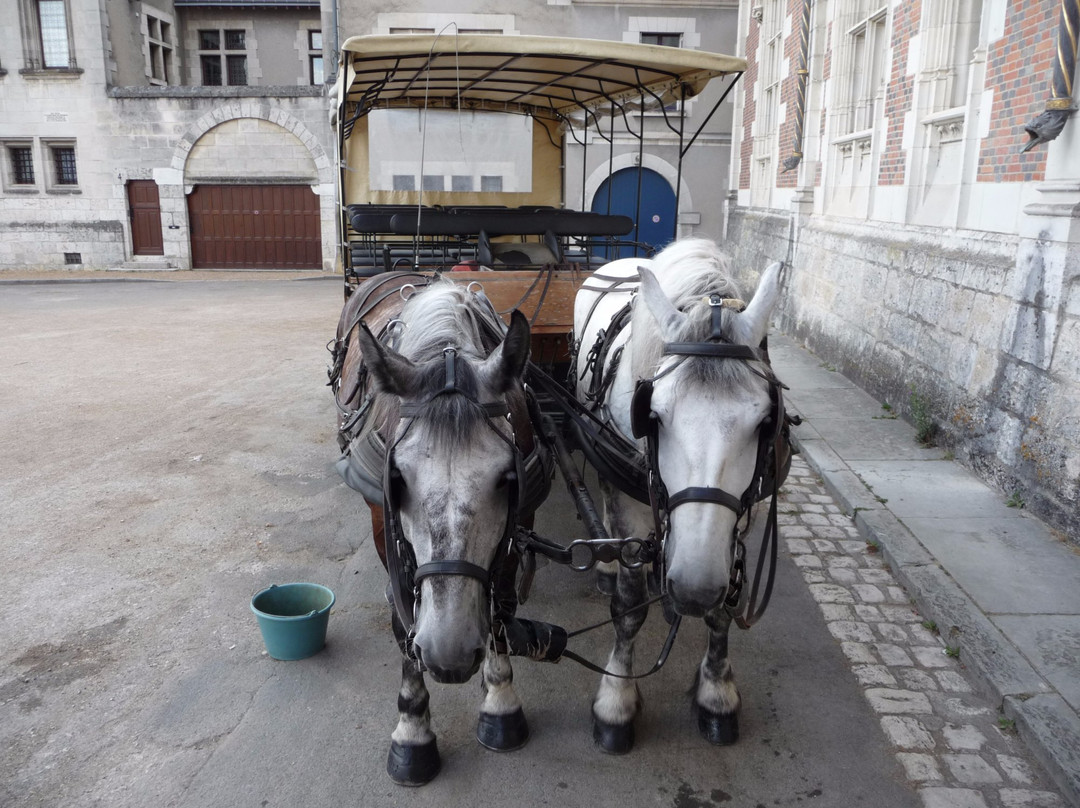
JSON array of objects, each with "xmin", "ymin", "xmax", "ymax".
[
  {"xmin": 480, "ymin": 175, "xmax": 503, "ymax": 192},
  {"xmin": 224, "ymin": 30, "xmax": 245, "ymax": 50},
  {"xmin": 53, "ymin": 147, "xmax": 77, "ymax": 185},
  {"xmin": 310, "ymin": 55, "xmax": 324, "ymax": 85},
  {"xmin": 640, "ymin": 32, "xmax": 681, "ymax": 48},
  {"xmin": 451, "ymin": 175, "xmax": 473, "ymax": 192},
  {"xmin": 38, "ymin": 0, "xmax": 70, "ymax": 68},
  {"xmin": 392, "ymin": 174, "xmax": 415, "ymax": 191},
  {"xmin": 11, "ymin": 147, "xmax": 35, "ymax": 184},
  {"xmin": 422, "ymin": 175, "xmax": 444, "ymax": 192},
  {"xmin": 226, "ymin": 55, "xmax": 247, "ymax": 85},
  {"xmin": 201, "ymin": 54, "xmax": 222, "ymax": 86},
  {"xmin": 309, "ymin": 30, "xmax": 322, "ymax": 50},
  {"xmin": 199, "ymin": 29, "xmax": 219, "ymax": 50}
]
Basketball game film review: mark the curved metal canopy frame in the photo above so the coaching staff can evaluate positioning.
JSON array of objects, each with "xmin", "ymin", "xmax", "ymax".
[{"xmin": 335, "ymin": 33, "xmax": 746, "ymax": 255}]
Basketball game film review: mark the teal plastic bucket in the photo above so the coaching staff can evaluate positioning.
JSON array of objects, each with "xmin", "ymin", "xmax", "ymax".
[{"xmin": 250, "ymin": 583, "xmax": 335, "ymax": 660}]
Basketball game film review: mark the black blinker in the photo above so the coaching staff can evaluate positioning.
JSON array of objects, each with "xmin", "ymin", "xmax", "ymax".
[{"xmin": 630, "ymin": 379, "xmax": 654, "ymax": 439}]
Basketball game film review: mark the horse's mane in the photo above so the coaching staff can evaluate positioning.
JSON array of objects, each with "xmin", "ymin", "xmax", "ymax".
[
  {"xmin": 630, "ymin": 238, "xmax": 763, "ymax": 396},
  {"xmin": 362, "ymin": 278, "xmax": 509, "ymax": 449}
]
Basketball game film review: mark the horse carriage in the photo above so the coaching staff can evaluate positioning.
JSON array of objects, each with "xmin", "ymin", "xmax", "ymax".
[{"xmin": 326, "ymin": 32, "xmax": 798, "ymax": 786}]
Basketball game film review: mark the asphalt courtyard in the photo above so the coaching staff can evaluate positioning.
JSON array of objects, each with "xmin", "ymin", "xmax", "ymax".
[{"xmin": 0, "ymin": 273, "xmax": 1066, "ymax": 808}]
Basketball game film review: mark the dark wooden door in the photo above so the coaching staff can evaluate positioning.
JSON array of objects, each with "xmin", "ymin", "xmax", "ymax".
[
  {"xmin": 187, "ymin": 184, "xmax": 321, "ymax": 269},
  {"xmin": 128, "ymin": 180, "xmax": 164, "ymax": 256}
]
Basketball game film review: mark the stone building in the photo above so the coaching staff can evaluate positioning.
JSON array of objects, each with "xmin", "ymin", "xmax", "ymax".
[
  {"xmin": 726, "ymin": 0, "xmax": 1080, "ymax": 538},
  {"xmin": 1, "ymin": 0, "xmax": 334, "ymax": 271},
  {"xmin": 1, "ymin": 0, "xmax": 742, "ymax": 272}
]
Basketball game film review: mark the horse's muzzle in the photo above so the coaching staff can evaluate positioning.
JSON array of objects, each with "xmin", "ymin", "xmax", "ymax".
[
  {"xmin": 418, "ymin": 647, "xmax": 485, "ymax": 684},
  {"xmin": 666, "ymin": 580, "xmax": 726, "ymax": 618}
]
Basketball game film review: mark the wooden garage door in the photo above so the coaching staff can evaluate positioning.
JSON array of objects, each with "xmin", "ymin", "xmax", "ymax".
[{"xmin": 188, "ymin": 185, "xmax": 321, "ymax": 269}]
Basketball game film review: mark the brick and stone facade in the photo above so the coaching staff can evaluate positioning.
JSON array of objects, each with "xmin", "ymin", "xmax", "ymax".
[{"xmin": 727, "ymin": 0, "xmax": 1080, "ymax": 540}]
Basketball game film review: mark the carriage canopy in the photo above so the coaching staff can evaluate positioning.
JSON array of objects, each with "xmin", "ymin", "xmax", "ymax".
[{"xmin": 337, "ymin": 33, "xmax": 746, "ymax": 121}]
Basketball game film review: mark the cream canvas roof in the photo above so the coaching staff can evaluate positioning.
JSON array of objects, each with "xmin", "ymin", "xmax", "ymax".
[{"xmin": 339, "ymin": 34, "xmax": 745, "ymax": 120}]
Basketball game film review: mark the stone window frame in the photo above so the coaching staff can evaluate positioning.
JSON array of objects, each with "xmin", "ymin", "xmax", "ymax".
[
  {"xmin": 1, "ymin": 139, "xmax": 39, "ymax": 193},
  {"xmin": 196, "ymin": 25, "xmax": 251, "ymax": 86},
  {"xmin": 141, "ymin": 5, "xmax": 176, "ymax": 86},
  {"xmin": 41, "ymin": 138, "xmax": 80, "ymax": 193},
  {"xmin": 751, "ymin": 0, "xmax": 784, "ymax": 199},
  {"xmin": 18, "ymin": 0, "xmax": 81, "ymax": 74},
  {"xmin": 299, "ymin": 25, "xmax": 323, "ymax": 86},
  {"xmin": 919, "ymin": 0, "xmax": 983, "ymax": 115},
  {"xmin": 372, "ymin": 12, "xmax": 518, "ymax": 37},
  {"xmin": 836, "ymin": 0, "xmax": 890, "ymax": 138},
  {"xmin": 625, "ymin": 16, "xmax": 702, "ymax": 117}
]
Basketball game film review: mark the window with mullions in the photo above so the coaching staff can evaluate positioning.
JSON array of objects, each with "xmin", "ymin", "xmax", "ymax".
[
  {"xmin": 20, "ymin": 0, "xmax": 77, "ymax": 70},
  {"xmin": 52, "ymin": 146, "xmax": 76, "ymax": 185},
  {"xmin": 144, "ymin": 10, "xmax": 174, "ymax": 85},
  {"xmin": 844, "ymin": 3, "xmax": 888, "ymax": 134},
  {"xmin": 37, "ymin": 0, "xmax": 71, "ymax": 68},
  {"xmin": 10, "ymin": 146, "xmax": 35, "ymax": 185},
  {"xmin": 199, "ymin": 28, "xmax": 247, "ymax": 86},
  {"xmin": 308, "ymin": 29, "xmax": 323, "ymax": 85}
]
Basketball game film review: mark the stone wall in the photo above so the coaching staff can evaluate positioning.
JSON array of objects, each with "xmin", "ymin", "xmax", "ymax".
[
  {"xmin": 727, "ymin": 207, "xmax": 1080, "ymax": 542},
  {"xmin": 0, "ymin": 86, "xmax": 332, "ymax": 272}
]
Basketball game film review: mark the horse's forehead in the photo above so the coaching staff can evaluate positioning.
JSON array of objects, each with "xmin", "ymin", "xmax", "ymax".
[
  {"xmin": 396, "ymin": 419, "xmax": 510, "ymax": 472},
  {"xmin": 655, "ymin": 372, "xmax": 770, "ymax": 422}
]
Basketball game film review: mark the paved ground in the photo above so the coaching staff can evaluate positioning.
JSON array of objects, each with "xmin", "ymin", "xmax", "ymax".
[
  {"xmin": 771, "ymin": 336, "xmax": 1080, "ymax": 808},
  {"xmin": 0, "ymin": 274, "xmax": 1074, "ymax": 808}
]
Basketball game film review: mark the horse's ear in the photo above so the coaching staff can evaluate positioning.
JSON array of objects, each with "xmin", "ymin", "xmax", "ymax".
[
  {"xmin": 481, "ymin": 309, "xmax": 531, "ymax": 393},
  {"xmin": 355, "ymin": 321, "xmax": 420, "ymax": 397},
  {"xmin": 638, "ymin": 266, "xmax": 687, "ymax": 341},
  {"xmin": 732, "ymin": 261, "xmax": 783, "ymax": 347}
]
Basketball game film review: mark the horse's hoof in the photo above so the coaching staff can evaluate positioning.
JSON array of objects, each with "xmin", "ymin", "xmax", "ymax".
[
  {"xmin": 596, "ymin": 570, "xmax": 617, "ymax": 596},
  {"xmin": 593, "ymin": 717, "xmax": 635, "ymax": 755},
  {"xmin": 698, "ymin": 708, "xmax": 739, "ymax": 746},
  {"xmin": 386, "ymin": 739, "xmax": 441, "ymax": 786},
  {"xmin": 476, "ymin": 708, "xmax": 529, "ymax": 751}
]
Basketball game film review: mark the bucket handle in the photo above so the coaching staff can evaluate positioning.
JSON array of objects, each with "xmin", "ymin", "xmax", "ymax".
[{"xmin": 251, "ymin": 584, "xmax": 330, "ymax": 617}]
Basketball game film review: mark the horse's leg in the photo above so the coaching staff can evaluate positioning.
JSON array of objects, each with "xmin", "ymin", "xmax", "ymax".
[
  {"xmin": 592, "ymin": 486, "xmax": 652, "ymax": 754},
  {"xmin": 695, "ymin": 605, "xmax": 740, "ymax": 745},
  {"xmin": 595, "ymin": 559, "xmax": 618, "ymax": 595},
  {"xmin": 476, "ymin": 646, "xmax": 529, "ymax": 751},
  {"xmin": 386, "ymin": 608, "xmax": 441, "ymax": 786},
  {"xmin": 477, "ymin": 538, "xmax": 529, "ymax": 751},
  {"xmin": 592, "ymin": 562, "xmax": 649, "ymax": 753}
]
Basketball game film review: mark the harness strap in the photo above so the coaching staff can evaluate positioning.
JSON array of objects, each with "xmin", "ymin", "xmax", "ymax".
[
  {"xmin": 414, "ymin": 560, "xmax": 491, "ymax": 585},
  {"xmin": 663, "ymin": 342, "xmax": 768, "ymax": 361},
  {"xmin": 735, "ymin": 479, "xmax": 780, "ymax": 629},
  {"xmin": 667, "ymin": 486, "xmax": 743, "ymax": 515},
  {"xmin": 560, "ymin": 613, "xmax": 681, "ymax": 680}
]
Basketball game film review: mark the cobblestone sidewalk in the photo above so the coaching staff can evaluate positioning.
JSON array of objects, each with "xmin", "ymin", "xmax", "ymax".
[{"xmin": 779, "ymin": 456, "xmax": 1066, "ymax": 808}]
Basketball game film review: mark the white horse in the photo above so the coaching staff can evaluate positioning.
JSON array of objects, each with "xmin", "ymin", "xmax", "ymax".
[
  {"xmin": 345, "ymin": 279, "xmax": 540, "ymax": 784},
  {"xmin": 573, "ymin": 238, "xmax": 782, "ymax": 753}
]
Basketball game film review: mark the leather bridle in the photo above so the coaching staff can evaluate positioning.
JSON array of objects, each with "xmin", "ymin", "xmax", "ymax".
[{"xmin": 381, "ymin": 342, "xmax": 527, "ymax": 635}]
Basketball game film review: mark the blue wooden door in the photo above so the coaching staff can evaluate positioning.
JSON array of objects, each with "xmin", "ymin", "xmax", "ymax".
[{"xmin": 590, "ymin": 167, "xmax": 676, "ymax": 259}]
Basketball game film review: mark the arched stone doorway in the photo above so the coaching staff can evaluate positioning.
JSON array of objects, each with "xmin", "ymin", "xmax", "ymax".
[{"xmin": 184, "ymin": 118, "xmax": 321, "ymax": 269}]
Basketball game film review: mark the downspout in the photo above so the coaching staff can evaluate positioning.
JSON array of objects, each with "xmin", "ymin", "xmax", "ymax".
[
  {"xmin": 782, "ymin": 0, "xmax": 812, "ymax": 172},
  {"xmin": 1020, "ymin": 0, "xmax": 1078, "ymax": 152}
]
